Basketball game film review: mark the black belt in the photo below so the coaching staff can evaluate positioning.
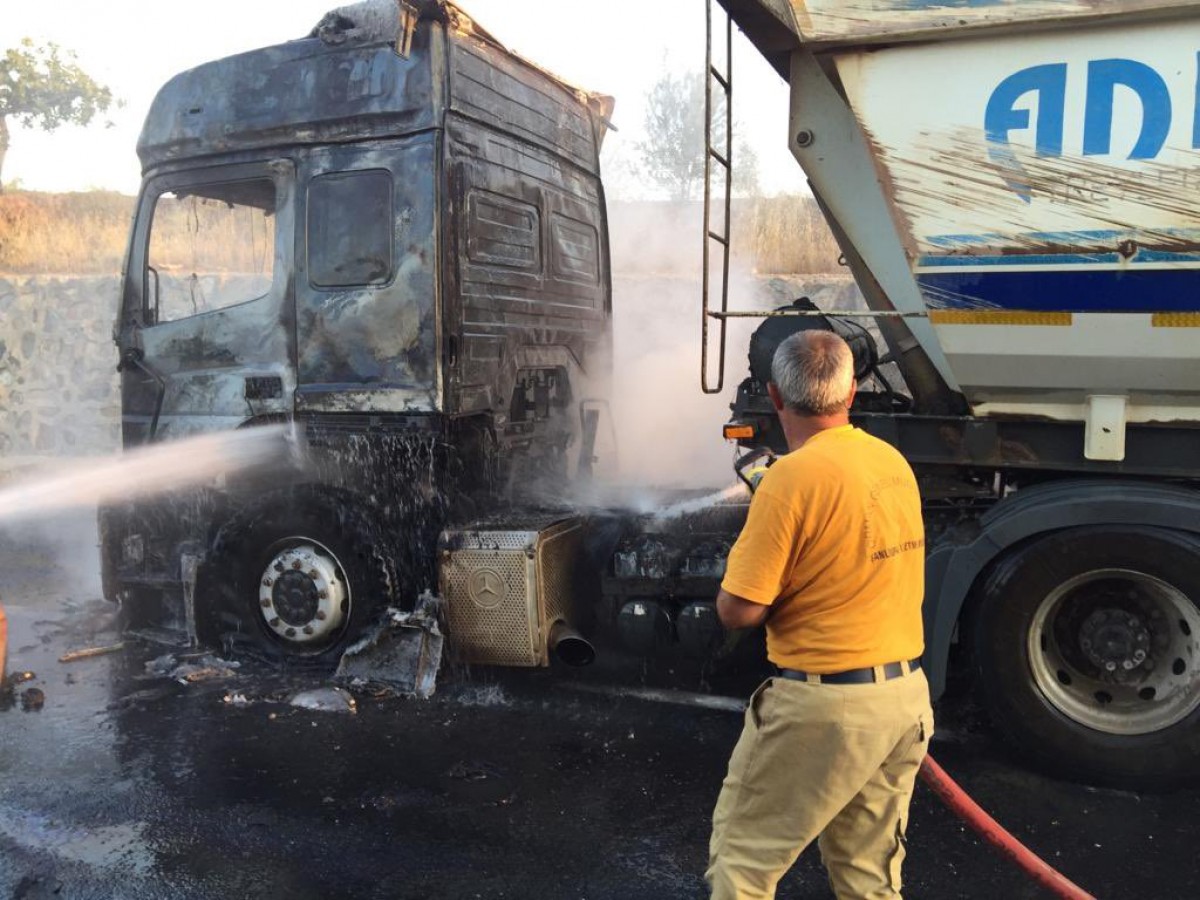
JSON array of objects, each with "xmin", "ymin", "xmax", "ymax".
[{"xmin": 777, "ymin": 658, "xmax": 921, "ymax": 685}]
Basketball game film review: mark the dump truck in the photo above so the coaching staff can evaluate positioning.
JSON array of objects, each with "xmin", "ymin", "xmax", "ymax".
[
  {"xmin": 101, "ymin": 0, "xmax": 1200, "ymax": 789},
  {"xmin": 704, "ymin": 0, "xmax": 1200, "ymax": 789}
]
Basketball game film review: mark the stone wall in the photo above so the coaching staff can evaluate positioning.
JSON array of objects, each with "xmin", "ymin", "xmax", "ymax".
[{"xmin": 0, "ymin": 276, "xmax": 121, "ymax": 458}]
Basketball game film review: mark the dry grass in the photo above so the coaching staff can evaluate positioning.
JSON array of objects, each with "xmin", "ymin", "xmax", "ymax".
[
  {"xmin": 733, "ymin": 195, "xmax": 842, "ymax": 275},
  {"xmin": 0, "ymin": 191, "xmax": 134, "ymax": 274},
  {"xmin": 0, "ymin": 190, "xmax": 843, "ymax": 276}
]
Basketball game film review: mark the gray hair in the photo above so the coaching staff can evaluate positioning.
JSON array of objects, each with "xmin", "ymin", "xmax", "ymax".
[{"xmin": 770, "ymin": 331, "xmax": 854, "ymax": 416}]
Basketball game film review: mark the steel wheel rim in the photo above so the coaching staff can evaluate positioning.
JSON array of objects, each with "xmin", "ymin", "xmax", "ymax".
[
  {"xmin": 256, "ymin": 536, "xmax": 350, "ymax": 650},
  {"xmin": 1028, "ymin": 567, "xmax": 1200, "ymax": 735}
]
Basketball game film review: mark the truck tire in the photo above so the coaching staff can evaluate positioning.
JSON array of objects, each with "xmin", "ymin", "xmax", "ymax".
[
  {"xmin": 972, "ymin": 526, "xmax": 1200, "ymax": 790},
  {"xmin": 205, "ymin": 492, "xmax": 396, "ymax": 668}
]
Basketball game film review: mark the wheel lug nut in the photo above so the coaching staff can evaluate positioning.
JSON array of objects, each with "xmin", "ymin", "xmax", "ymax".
[
  {"xmin": 262, "ymin": 578, "xmax": 272, "ymax": 587},
  {"xmin": 316, "ymin": 610, "xmax": 327, "ymax": 620},
  {"xmin": 285, "ymin": 627, "xmax": 296, "ymax": 637},
  {"xmin": 303, "ymin": 625, "xmax": 314, "ymax": 635},
  {"xmin": 1105, "ymin": 661, "xmax": 1117, "ymax": 671},
  {"xmin": 292, "ymin": 560, "xmax": 302, "ymax": 570},
  {"xmin": 309, "ymin": 569, "xmax": 319, "ymax": 579},
  {"xmin": 269, "ymin": 617, "xmax": 280, "ymax": 627},
  {"xmin": 318, "ymin": 590, "xmax": 327, "ymax": 600},
  {"xmin": 1122, "ymin": 660, "xmax": 1134, "ymax": 670},
  {"xmin": 260, "ymin": 599, "xmax": 271, "ymax": 608},
  {"xmin": 274, "ymin": 562, "xmax": 285, "ymax": 573}
]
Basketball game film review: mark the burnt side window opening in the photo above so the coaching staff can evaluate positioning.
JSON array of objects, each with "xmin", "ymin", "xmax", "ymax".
[
  {"xmin": 307, "ymin": 169, "xmax": 394, "ymax": 288},
  {"xmin": 550, "ymin": 214, "xmax": 599, "ymax": 284},
  {"xmin": 146, "ymin": 178, "xmax": 277, "ymax": 325},
  {"xmin": 467, "ymin": 191, "xmax": 541, "ymax": 271}
]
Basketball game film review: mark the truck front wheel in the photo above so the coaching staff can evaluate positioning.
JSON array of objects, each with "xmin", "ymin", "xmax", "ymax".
[
  {"xmin": 205, "ymin": 495, "xmax": 396, "ymax": 667},
  {"xmin": 972, "ymin": 526, "xmax": 1200, "ymax": 790}
]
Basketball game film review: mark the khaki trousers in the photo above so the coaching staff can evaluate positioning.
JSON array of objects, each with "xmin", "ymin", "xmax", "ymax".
[{"xmin": 707, "ymin": 669, "xmax": 933, "ymax": 900}]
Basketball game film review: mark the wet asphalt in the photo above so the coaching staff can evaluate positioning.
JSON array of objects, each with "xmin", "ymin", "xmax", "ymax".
[{"xmin": 2, "ymin": 514, "xmax": 1198, "ymax": 900}]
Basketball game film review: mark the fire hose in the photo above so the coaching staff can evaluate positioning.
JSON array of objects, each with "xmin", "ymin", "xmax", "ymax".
[
  {"xmin": 733, "ymin": 450, "xmax": 1098, "ymax": 899},
  {"xmin": 919, "ymin": 756, "xmax": 1096, "ymax": 900}
]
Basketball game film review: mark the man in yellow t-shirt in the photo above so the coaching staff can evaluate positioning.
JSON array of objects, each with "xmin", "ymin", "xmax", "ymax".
[{"xmin": 706, "ymin": 330, "xmax": 933, "ymax": 900}]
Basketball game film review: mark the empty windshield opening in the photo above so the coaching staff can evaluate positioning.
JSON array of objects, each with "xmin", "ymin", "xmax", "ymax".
[{"xmin": 146, "ymin": 177, "xmax": 277, "ymax": 325}]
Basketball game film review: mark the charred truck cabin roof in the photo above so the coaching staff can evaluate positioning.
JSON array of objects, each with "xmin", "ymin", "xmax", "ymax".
[{"xmin": 137, "ymin": 1, "xmax": 613, "ymax": 173}]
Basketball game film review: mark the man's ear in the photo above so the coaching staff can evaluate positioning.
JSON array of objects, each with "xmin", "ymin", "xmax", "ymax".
[
  {"xmin": 847, "ymin": 379, "xmax": 858, "ymax": 409},
  {"xmin": 767, "ymin": 381, "xmax": 785, "ymax": 412}
]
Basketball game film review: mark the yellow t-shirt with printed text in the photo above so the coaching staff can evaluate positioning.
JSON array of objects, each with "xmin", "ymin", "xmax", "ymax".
[{"xmin": 721, "ymin": 425, "xmax": 925, "ymax": 672}]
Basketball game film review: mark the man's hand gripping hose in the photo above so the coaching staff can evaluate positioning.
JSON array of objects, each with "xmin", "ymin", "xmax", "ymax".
[
  {"xmin": 733, "ymin": 449, "xmax": 1097, "ymax": 900},
  {"xmin": 734, "ymin": 448, "xmax": 775, "ymax": 493}
]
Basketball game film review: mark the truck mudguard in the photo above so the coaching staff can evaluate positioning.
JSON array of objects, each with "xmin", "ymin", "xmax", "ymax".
[{"xmin": 923, "ymin": 479, "xmax": 1200, "ymax": 697}]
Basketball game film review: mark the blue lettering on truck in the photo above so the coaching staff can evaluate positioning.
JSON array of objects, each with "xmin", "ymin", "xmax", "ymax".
[
  {"xmin": 914, "ymin": 55, "xmax": 1200, "ymax": 312},
  {"xmin": 1194, "ymin": 51, "xmax": 1200, "ymax": 150},
  {"xmin": 985, "ymin": 63, "xmax": 1068, "ymax": 157},
  {"xmin": 1082, "ymin": 59, "xmax": 1171, "ymax": 158},
  {"xmin": 985, "ymin": 53, "xmax": 1199, "ymax": 201}
]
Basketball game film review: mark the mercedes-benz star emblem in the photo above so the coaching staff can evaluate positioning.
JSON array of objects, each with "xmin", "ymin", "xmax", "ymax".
[{"xmin": 468, "ymin": 567, "xmax": 506, "ymax": 609}]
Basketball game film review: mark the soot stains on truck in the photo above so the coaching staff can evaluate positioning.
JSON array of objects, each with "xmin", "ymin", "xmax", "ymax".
[{"xmin": 102, "ymin": 0, "xmax": 614, "ymax": 667}]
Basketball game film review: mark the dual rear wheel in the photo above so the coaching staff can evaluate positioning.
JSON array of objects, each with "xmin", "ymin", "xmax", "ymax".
[{"xmin": 973, "ymin": 527, "xmax": 1200, "ymax": 790}]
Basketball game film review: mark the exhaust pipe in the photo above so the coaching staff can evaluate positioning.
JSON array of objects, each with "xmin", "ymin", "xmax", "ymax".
[{"xmin": 550, "ymin": 620, "xmax": 595, "ymax": 667}]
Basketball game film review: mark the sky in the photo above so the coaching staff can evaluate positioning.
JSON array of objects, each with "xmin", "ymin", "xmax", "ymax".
[{"xmin": 2, "ymin": 0, "xmax": 807, "ymax": 197}]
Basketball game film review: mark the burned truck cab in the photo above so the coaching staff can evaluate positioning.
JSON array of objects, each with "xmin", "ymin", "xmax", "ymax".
[{"xmin": 103, "ymin": 0, "xmax": 613, "ymax": 664}]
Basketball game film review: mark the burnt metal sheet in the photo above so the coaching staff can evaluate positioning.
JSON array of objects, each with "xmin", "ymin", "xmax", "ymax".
[
  {"xmin": 138, "ymin": 36, "xmax": 436, "ymax": 171},
  {"xmin": 445, "ymin": 116, "xmax": 610, "ymax": 419},
  {"xmin": 447, "ymin": 37, "xmax": 599, "ymax": 172},
  {"xmin": 118, "ymin": 161, "xmax": 297, "ymax": 445},
  {"xmin": 294, "ymin": 135, "xmax": 439, "ymax": 414},
  {"xmin": 139, "ymin": 1, "xmax": 611, "ymax": 175}
]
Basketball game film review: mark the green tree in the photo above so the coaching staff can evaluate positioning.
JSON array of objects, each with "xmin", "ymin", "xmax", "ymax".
[
  {"xmin": 636, "ymin": 69, "xmax": 760, "ymax": 201},
  {"xmin": 0, "ymin": 39, "xmax": 116, "ymax": 189}
]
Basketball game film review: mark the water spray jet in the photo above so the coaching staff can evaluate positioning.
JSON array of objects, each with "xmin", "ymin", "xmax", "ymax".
[{"xmin": 0, "ymin": 425, "xmax": 296, "ymax": 525}]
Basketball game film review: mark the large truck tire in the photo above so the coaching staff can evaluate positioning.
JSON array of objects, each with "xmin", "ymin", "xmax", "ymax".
[
  {"xmin": 203, "ymin": 491, "xmax": 397, "ymax": 668},
  {"xmin": 972, "ymin": 526, "xmax": 1200, "ymax": 790}
]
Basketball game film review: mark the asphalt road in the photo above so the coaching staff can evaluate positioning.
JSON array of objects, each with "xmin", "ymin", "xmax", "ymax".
[{"xmin": 1, "ymin": 514, "xmax": 1198, "ymax": 899}]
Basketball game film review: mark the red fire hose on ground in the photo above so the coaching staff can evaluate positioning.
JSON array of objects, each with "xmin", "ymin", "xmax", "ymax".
[{"xmin": 919, "ymin": 755, "xmax": 1097, "ymax": 900}]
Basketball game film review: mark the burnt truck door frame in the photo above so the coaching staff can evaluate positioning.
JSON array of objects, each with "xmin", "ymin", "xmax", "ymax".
[
  {"xmin": 292, "ymin": 136, "xmax": 441, "ymax": 417},
  {"xmin": 118, "ymin": 159, "xmax": 297, "ymax": 445}
]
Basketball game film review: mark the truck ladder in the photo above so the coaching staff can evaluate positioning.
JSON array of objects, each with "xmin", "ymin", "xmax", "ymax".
[
  {"xmin": 701, "ymin": 0, "xmax": 734, "ymax": 394},
  {"xmin": 699, "ymin": 4, "xmax": 928, "ymax": 396}
]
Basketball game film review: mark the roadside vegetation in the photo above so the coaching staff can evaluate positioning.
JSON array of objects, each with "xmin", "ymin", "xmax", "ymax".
[
  {"xmin": 0, "ymin": 190, "xmax": 132, "ymax": 273},
  {"xmin": 0, "ymin": 190, "xmax": 842, "ymax": 276}
]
